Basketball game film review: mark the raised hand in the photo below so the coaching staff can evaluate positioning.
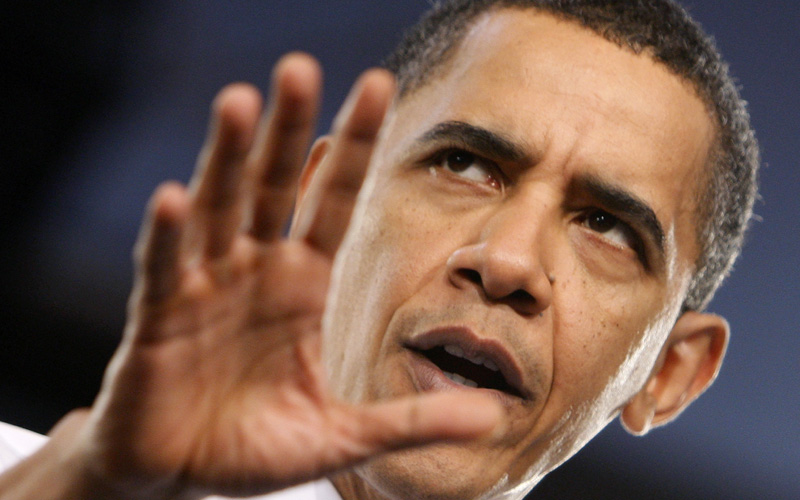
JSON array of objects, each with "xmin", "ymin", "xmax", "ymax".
[{"xmin": 0, "ymin": 53, "xmax": 502, "ymax": 500}]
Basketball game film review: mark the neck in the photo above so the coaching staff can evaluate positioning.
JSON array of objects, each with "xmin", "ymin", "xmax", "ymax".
[{"xmin": 328, "ymin": 470, "xmax": 536, "ymax": 500}]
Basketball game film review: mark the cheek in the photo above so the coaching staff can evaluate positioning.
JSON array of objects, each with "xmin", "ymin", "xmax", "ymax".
[
  {"xmin": 548, "ymin": 272, "xmax": 662, "ymax": 410},
  {"xmin": 354, "ymin": 191, "xmax": 447, "ymax": 294},
  {"xmin": 353, "ymin": 174, "xmax": 474, "ymax": 287},
  {"xmin": 323, "ymin": 186, "xmax": 457, "ymax": 397}
]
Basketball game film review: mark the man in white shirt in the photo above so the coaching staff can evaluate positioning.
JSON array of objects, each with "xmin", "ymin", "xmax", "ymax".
[{"xmin": 0, "ymin": 1, "xmax": 758, "ymax": 499}]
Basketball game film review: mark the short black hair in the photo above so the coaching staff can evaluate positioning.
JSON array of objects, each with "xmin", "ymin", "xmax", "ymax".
[{"xmin": 384, "ymin": 0, "xmax": 759, "ymax": 311}]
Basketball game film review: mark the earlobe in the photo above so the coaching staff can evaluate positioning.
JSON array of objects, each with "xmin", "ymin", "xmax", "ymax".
[
  {"xmin": 290, "ymin": 135, "xmax": 331, "ymax": 236},
  {"xmin": 621, "ymin": 311, "xmax": 729, "ymax": 435},
  {"xmin": 620, "ymin": 389, "xmax": 657, "ymax": 436}
]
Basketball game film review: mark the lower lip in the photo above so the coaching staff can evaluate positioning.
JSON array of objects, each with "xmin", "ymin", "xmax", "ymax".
[{"xmin": 406, "ymin": 350, "xmax": 519, "ymax": 408}]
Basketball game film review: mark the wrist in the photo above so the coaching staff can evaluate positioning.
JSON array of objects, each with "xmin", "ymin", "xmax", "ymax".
[{"xmin": 0, "ymin": 410, "xmax": 200, "ymax": 500}]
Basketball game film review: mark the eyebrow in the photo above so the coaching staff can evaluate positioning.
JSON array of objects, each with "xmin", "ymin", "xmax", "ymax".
[
  {"xmin": 415, "ymin": 121, "xmax": 531, "ymax": 163},
  {"xmin": 579, "ymin": 175, "xmax": 667, "ymax": 262}
]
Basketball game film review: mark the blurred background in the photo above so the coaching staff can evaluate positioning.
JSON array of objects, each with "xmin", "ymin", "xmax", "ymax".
[{"xmin": 1, "ymin": 1, "xmax": 797, "ymax": 498}]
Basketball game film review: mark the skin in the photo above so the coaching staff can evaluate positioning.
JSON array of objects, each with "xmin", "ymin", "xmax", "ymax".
[
  {"xmin": 318, "ymin": 10, "xmax": 726, "ymax": 500},
  {"xmin": 0, "ymin": 7, "xmax": 729, "ymax": 500}
]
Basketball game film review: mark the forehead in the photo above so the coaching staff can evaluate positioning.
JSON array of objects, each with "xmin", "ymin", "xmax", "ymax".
[{"xmin": 386, "ymin": 8, "xmax": 715, "ymax": 270}]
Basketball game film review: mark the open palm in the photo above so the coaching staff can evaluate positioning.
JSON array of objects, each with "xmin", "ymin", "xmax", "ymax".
[{"xmin": 61, "ymin": 54, "xmax": 501, "ymax": 500}]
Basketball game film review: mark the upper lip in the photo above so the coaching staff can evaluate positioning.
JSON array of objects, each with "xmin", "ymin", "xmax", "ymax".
[{"xmin": 404, "ymin": 326, "xmax": 529, "ymax": 399}]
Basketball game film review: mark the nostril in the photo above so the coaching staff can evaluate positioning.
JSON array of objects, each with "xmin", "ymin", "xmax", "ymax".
[
  {"xmin": 456, "ymin": 268, "xmax": 539, "ymax": 315},
  {"xmin": 458, "ymin": 268, "xmax": 483, "ymax": 287},
  {"xmin": 507, "ymin": 289, "xmax": 537, "ymax": 315},
  {"xmin": 509, "ymin": 289, "xmax": 534, "ymax": 302}
]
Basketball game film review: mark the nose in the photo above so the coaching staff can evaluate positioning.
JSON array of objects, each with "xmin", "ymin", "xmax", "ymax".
[{"xmin": 446, "ymin": 199, "xmax": 554, "ymax": 317}]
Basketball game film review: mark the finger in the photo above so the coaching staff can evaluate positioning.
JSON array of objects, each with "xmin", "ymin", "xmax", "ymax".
[
  {"xmin": 190, "ymin": 83, "xmax": 263, "ymax": 259},
  {"xmin": 338, "ymin": 392, "xmax": 504, "ymax": 462},
  {"xmin": 247, "ymin": 52, "xmax": 322, "ymax": 242},
  {"xmin": 292, "ymin": 68, "xmax": 395, "ymax": 258},
  {"xmin": 133, "ymin": 182, "xmax": 190, "ymax": 305}
]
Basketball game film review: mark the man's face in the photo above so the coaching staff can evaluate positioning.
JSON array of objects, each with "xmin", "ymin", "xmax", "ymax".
[{"xmin": 322, "ymin": 9, "xmax": 715, "ymax": 499}]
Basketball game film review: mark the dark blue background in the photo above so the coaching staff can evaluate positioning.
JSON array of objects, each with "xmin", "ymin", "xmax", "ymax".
[{"xmin": 1, "ymin": 1, "xmax": 797, "ymax": 498}]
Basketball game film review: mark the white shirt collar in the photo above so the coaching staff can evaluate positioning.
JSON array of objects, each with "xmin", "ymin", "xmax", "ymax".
[{"xmin": 206, "ymin": 478, "xmax": 342, "ymax": 500}]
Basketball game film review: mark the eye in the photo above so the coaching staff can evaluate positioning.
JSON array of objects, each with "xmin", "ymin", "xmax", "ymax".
[
  {"xmin": 581, "ymin": 209, "xmax": 640, "ymax": 251},
  {"xmin": 434, "ymin": 149, "xmax": 502, "ymax": 189}
]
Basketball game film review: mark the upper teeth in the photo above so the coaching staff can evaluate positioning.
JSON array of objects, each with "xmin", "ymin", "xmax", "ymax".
[{"xmin": 444, "ymin": 344, "xmax": 499, "ymax": 372}]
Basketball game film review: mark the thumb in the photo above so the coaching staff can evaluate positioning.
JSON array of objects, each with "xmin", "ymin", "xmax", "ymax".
[{"xmin": 343, "ymin": 392, "xmax": 504, "ymax": 458}]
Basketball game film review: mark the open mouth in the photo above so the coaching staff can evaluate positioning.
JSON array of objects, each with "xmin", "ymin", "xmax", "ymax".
[{"xmin": 411, "ymin": 344, "xmax": 524, "ymax": 398}]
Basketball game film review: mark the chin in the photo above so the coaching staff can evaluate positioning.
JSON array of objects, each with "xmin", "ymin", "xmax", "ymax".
[{"xmin": 353, "ymin": 442, "xmax": 533, "ymax": 500}]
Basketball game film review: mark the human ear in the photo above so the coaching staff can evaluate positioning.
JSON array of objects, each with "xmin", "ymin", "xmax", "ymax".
[
  {"xmin": 289, "ymin": 135, "xmax": 331, "ymax": 235},
  {"xmin": 620, "ymin": 311, "xmax": 729, "ymax": 436}
]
